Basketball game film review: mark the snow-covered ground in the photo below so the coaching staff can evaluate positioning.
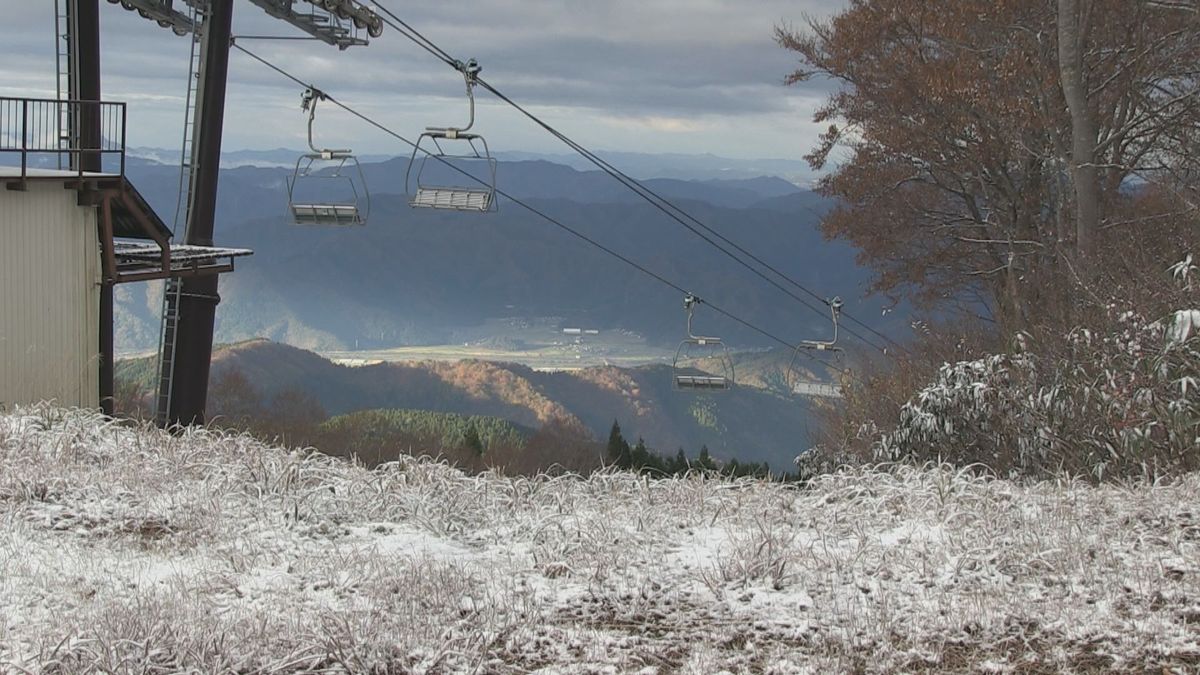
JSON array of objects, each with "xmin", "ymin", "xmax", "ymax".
[{"xmin": 1, "ymin": 407, "xmax": 1198, "ymax": 673}]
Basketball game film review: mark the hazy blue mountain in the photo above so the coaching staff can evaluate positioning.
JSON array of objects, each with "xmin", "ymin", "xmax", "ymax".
[
  {"xmin": 116, "ymin": 156, "xmax": 906, "ymax": 354},
  {"xmin": 128, "ymin": 147, "xmax": 816, "ymax": 184},
  {"xmin": 494, "ymin": 150, "xmax": 816, "ymax": 184}
]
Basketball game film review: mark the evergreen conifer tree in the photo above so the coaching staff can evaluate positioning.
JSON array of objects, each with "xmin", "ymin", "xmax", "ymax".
[
  {"xmin": 606, "ymin": 420, "xmax": 632, "ymax": 468},
  {"xmin": 632, "ymin": 437, "xmax": 649, "ymax": 468},
  {"xmin": 726, "ymin": 458, "xmax": 742, "ymax": 477},
  {"xmin": 463, "ymin": 423, "xmax": 484, "ymax": 456}
]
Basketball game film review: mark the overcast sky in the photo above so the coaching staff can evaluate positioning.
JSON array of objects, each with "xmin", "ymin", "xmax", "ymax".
[{"xmin": 2, "ymin": 1, "xmax": 841, "ymax": 166}]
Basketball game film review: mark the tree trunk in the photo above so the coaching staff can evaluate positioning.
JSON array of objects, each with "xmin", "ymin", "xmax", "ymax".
[{"xmin": 1057, "ymin": 0, "xmax": 1101, "ymax": 258}]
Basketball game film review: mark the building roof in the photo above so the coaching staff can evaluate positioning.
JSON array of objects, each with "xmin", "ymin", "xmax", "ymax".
[
  {"xmin": 1, "ymin": 167, "xmax": 252, "ymax": 283},
  {"xmin": 111, "ymin": 242, "xmax": 253, "ymax": 284},
  {"xmin": 0, "ymin": 168, "xmax": 173, "ymax": 242},
  {"xmin": 0, "ymin": 167, "xmax": 118, "ymax": 179},
  {"xmin": 114, "ymin": 242, "xmax": 253, "ymax": 264},
  {"xmin": 110, "ymin": 178, "xmax": 173, "ymax": 241}
]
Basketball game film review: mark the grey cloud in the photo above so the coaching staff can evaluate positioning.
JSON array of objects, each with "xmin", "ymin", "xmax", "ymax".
[{"xmin": 1, "ymin": 0, "xmax": 844, "ymax": 156}]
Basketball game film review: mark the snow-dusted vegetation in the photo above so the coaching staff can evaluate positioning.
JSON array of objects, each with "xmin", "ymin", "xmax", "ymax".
[
  {"xmin": 877, "ymin": 304, "xmax": 1200, "ymax": 480},
  {"xmin": 2, "ymin": 407, "xmax": 1198, "ymax": 672}
]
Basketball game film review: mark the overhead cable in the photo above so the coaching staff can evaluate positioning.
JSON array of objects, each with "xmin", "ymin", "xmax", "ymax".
[
  {"xmin": 231, "ymin": 43, "xmax": 853, "ymax": 381},
  {"xmin": 368, "ymin": 1, "xmax": 900, "ymax": 355}
]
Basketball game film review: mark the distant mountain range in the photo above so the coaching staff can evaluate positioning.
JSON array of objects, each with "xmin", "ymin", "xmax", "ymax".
[
  {"xmin": 127, "ymin": 147, "xmax": 817, "ymax": 184},
  {"xmin": 115, "ymin": 154, "xmax": 905, "ymax": 355}
]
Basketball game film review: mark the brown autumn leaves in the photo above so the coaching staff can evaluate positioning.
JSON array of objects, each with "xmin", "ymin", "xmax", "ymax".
[{"xmin": 778, "ymin": 0, "xmax": 1200, "ymax": 326}]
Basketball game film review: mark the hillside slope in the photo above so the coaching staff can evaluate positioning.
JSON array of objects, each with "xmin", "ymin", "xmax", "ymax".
[
  {"xmin": 2, "ymin": 407, "xmax": 1196, "ymax": 672},
  {"xmin": 117, "ymin": 340, "xmax": 816, "ymax": 468}
]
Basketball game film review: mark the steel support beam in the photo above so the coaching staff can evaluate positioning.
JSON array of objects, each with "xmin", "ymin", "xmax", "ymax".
[
  {"xmin": 167, "ymin": 0, "xmax": 232, "ymax": 426},
  {"xmin": 245, "ymin": 0, "xmax": 379, "ymax": 49},
  {"xmin": 69, "ymin": 0, "xmax": 114, "ymax": 417}
]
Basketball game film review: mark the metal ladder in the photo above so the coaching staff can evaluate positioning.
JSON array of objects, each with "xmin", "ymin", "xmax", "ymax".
[
  {"xmin": 54, "ymin": 0, "xmax": 73, "ymax": 169},
  {"xmin": 154, "ymin": 278, "xmax": 185, "ymax": 426},
  {"xmin": 155, "ymin": 2, "xmax": 206, "ymax": 427}
]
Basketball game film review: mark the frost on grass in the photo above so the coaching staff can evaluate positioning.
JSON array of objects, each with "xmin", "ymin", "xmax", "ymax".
[{"xmin": 2, "ymin": 406, "xmax": 1200, "ymax": 673}]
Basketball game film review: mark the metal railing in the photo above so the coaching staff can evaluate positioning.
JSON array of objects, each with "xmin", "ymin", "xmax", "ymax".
[{"xmin": 0, "ymin": 97, "xmax": 126, "ymax": 178}]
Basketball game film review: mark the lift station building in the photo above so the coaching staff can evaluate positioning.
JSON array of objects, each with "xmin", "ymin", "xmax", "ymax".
[{"xmin": 0, "ymin": 96, "xmax": 250, "ymax": 411}]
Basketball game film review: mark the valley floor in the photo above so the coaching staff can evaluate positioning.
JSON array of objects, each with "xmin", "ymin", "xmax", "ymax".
[
  {"xmin": 1, "ymin": 407, "xmax": 1198, "ymax": 673},
  {"xmin": 321, "ymin": 342, "xmax": 672, "ymax": 373},
  {"xmin": 320, "ymin": 319, "xmax": 673, "ymax": 372}
]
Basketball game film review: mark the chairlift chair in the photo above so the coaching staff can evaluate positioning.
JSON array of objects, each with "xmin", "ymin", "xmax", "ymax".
[
  {"xmin": 406, "ymin": 59, "xmax": 498, "ymax": 213},
  {"xmin": 786, "ymin": 297, "xmax": 844, "ymax": 396},
  {"xmin": 672, "ymin": 295, "xmax": 735, "ymax": 392},
  {"xmin": 287, "ymin": 87, "xmax": 370, "ymax": 226}
]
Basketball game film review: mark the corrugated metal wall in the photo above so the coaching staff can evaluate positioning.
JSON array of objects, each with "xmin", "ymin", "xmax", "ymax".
[{"xmin": 0, "ymin": 182, "xmax": 101, "ymax": 410}]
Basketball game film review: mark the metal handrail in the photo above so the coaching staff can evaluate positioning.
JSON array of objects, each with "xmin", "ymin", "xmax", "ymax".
[{"xmin": 0, "ymin": 96, "xmax": 127, "ymax": 179}]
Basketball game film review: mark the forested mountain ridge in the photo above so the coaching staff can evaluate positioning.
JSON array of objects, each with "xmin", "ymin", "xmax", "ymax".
[{"xmin": 116, "ymin": 339, "xmax": 816, "ymax": 469}]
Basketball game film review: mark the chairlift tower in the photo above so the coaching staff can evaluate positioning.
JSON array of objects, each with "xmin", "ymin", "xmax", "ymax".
[
  {"xmin": 94, "ymin": 0, "xmax": 383, "ymax": 426},
  {"xmin": 56, "ymin": 1, "xmax": 109, "ymax": 412}
]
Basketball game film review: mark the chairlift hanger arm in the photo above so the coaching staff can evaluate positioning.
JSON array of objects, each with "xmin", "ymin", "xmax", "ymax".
[
  {"xmin": 301, "ymin": 87, "xmax": 350, "ymax": 157},
  {"xmin": 798, "ymin": 297, "xmax": 843, "ymax": 351},
  {"xmin": 683, "ymin": 294, "xmax": 722, "ymax": 343},
  {"xmin": 426, "ymin": 58, "xmax": 482, "ymax": 137}
]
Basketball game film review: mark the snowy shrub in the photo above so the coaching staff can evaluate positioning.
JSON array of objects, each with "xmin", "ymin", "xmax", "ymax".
[
  {"xmin": 806, "ymin": 324, "xmax": 1002, "ymax": 475},
  {"xmin": 876, "ymin": 349, "xmax": 1035, "ymax": 470},
  {"xmin": 877, "ymin": 306, "xmax": 1200, "ymax": 480}
]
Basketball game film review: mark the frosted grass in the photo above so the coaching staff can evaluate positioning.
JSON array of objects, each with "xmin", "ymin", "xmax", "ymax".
[{"xmin": 1, "ymin": 405, "xmax": 1197, "ymax": 672}]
